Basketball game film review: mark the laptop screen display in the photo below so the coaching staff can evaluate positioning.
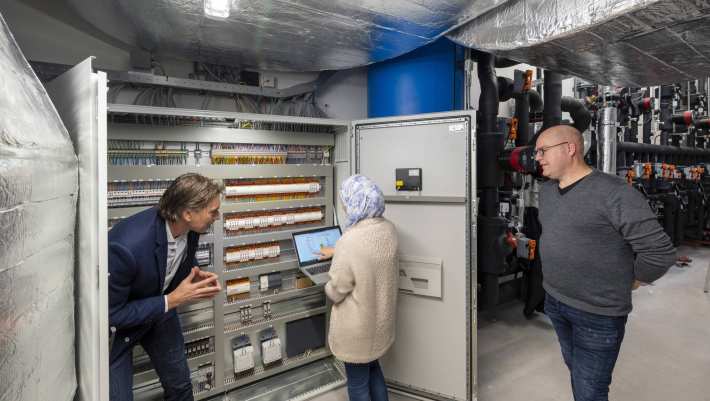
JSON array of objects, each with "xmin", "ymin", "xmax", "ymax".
[{"xmin": 292, "ymin": 226, "xmax": 342, "ymax": 267}]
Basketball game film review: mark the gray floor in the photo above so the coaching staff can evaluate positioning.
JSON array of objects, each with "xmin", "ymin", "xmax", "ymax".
[
  {"xmin": 478, "ymin": 245, "xmax": 710, "ymax": 401},
  {"xmin": 313, "ymin": 245, "xmax": 710, "ymax": 401}
]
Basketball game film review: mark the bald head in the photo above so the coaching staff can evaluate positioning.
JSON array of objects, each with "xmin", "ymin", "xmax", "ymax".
[
  {"xmin": 539, "ymin": 125, "xmax": 584, "ymax": 160},
  {"xmin": 534, "ymin": 124, "xmax": 591, "ymax": 181}
]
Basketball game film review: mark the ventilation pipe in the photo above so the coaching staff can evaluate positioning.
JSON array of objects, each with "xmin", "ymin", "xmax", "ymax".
[{"xmin": 597, "ymin": 86, "xmax": 618, "ymax": 174}]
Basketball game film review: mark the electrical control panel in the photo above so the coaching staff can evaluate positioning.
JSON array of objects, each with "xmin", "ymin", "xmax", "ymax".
[{"xmin": 106, "ymin": 106, "xmax": 344, "ymax": 400}]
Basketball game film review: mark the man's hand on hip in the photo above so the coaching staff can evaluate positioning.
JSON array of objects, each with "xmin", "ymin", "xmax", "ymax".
[
  {"xmin": 632, "ymin": 280, "xmax": 651, "ymax": 290},
  {"xmin": 166, "ymin": 267, "xmax": 221, "ymax": 310}
]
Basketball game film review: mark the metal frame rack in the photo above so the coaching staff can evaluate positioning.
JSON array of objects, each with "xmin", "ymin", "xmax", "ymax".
[{"xmin": 104, "ymin": 104, "xmax": 348, "ymax": 400}]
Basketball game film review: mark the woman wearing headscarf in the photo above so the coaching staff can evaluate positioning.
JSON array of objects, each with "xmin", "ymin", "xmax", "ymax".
[{"xmin": 317, "ymin": 174, "xmax": 399, "ymax": 401}]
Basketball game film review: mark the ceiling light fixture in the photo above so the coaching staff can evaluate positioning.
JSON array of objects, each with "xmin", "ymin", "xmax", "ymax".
[{"xmin": 204, "ymin": 0, "xmax": 231, "ymax": 19}]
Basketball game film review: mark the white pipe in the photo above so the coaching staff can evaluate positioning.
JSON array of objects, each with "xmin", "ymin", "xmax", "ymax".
[
  {"xmin": 224, "ymin": 211, "xmax": 323, "ymax": 230},
  {"xmin": 224, "ymin": 244, "xmax": 281, "ymax": 263},
  {"xmin": 225, "ymin": 182, "xmax": 320, "ymax": 196}
]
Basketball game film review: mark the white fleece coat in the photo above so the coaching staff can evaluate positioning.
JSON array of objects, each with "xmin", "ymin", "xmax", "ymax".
[{"xmin": 325, "ymin": 217, "xmax": 398, "ymax": 363}]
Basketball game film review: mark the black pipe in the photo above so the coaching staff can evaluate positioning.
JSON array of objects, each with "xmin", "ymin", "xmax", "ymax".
[
  {"xmin": 478, "ymin": 53, "xmax": 499, "ymax": 134},
  {"xmin": 695, "ymin": 119, "xmax": 710, "ymax": 130},
  {"xmin": 672, "ymin": 111, "xmax": 695, "ymax": 126},
  {"xmin": 688, "ymin": 129, "xmax": 697, "ymax": 148},
  {"xmin": 542, "ymin": 70, "xmax": 562, "ymax": 130},
  {"xmin": 495, "ymin": 56, "xmax": 519, "ymax": 68},
  {"xmin": 529, "ymin": 89, "xmax": 543, "ymax": 112},
  {"xmin": 697, "ymin": 135, "xmax": 706, "ymax": 148},
  {"xmin": 642, "ymin": 106, "xmax": 653, "ymax": 144},
  {"xmin": 476, "ymin": 52, "xmax": 505, "ymax": 219},
  {"xmin": 515, "ymin": 93, "xmax": 530, "ymax": 146},
  {"xmin": 561, "ymin": 96, "xmax": 592, "ymax": 133},
  {"xmin": 619, "ymin": 89, "xmax": 631, "ymax": 139},
  {"xmin": 513, "ymin": 85, "xmax": 543, "ymax": 146},
  {"xmin": 662, "ymin": 195, "xmax": 680, "ymax": 246},
  {"xmin": 629, "ymin": 91, "xmax": 641, "ymax": 118},
  {"xmin": 475, "ymin": 51, "xmax": 510, "ymax": 298},
  {"xmin": 618, "ymin": 142, "xmax": 710, "ymax": 157},
  {"xmin": 497, "ymin": 77, "xmax": 514, "ymax": 102},
  {"xmin": 535, "ymin": 68, "xmax": 543, "ymax": 94},
  {"xmin": 514, "ymin": 89, "xmax": 543, "ymax": 146},
  {"xmin": 660, "ymin": 85, "xmax": 674, "ymax": 146}
]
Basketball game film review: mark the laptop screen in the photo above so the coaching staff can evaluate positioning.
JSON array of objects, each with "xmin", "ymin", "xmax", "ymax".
[{"xmin": 292, "ymin": 226, "xmax": 342, "ymax": 267}]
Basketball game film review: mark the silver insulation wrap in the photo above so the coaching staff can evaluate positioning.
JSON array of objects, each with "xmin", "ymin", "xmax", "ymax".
[
  {"xmin": 66, "ymin": 0, "xmax": 490, "ymax": 71},
  {"xmin": 448, "ymin": 0, "xmax": 710, "ymax": 86},
  {"xmin": 0, "ymin": 12, "xmax": 78, "ymax": 401}
]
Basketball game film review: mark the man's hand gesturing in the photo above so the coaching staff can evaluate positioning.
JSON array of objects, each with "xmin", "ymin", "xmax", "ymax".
[{"xmin": 166, "ymin": 267, "xmax": 221, "ymax": 310}]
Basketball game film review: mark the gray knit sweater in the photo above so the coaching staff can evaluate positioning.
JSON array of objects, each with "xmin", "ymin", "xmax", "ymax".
[{"xmin": 539, "ymin": 169, "xmax": 676, "ymax": 316}]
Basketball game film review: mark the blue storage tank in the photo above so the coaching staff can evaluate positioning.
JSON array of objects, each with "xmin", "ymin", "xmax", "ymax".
[{"xmin": 368, "ymin": 37, "xmax": 464, "ymax": 118}]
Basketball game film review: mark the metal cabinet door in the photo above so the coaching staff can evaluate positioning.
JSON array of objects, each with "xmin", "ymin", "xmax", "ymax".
[
  {"xmin": 352, "ymin": 111, "xmax": 477, "ymax": 401},
  {"xmin": 47, "ymin": 57, "xmax": 110, "ymax": 401}
]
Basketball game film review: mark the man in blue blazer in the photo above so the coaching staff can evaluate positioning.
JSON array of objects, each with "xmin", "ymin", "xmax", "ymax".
[{"xmin": 109, "ymin": 173, "xmax": 223, "ymax": 401}]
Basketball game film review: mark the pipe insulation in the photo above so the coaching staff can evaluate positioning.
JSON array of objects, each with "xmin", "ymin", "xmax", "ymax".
[
  {"xmin": 448, "ymin": 0, "xmax": 710, "ymax": 86},
  {"xmin": 618, "ymin": 142, "xmax": 710, "ymax": 157},
  {"xmin": 542, "ymin": 70, "xmax": 562, "ymax": 130},
  {"xmin": 477, "ymin": 52, "xmax": 499, "ymax": 134},
  {"xmin": 65, "ymin": 0, "xmax": 499, "ymax": 72},
  {"xmin": 0, "ymin": 13, "xmax": 78, "ymax": 401},
  {"xmin": 598, "ymin": 105, "xmax": 618, "ymax": 174}
]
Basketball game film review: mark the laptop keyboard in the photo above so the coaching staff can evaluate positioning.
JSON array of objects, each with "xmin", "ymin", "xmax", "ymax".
[{"xmin": 306, "ymin": 263, "xmax": 330, "ymax": 275}]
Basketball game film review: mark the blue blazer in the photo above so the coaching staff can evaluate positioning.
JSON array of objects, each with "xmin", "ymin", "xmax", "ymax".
[{"xmin": 108, "ymin": 207, "xmax": 199, "ymax": 359}]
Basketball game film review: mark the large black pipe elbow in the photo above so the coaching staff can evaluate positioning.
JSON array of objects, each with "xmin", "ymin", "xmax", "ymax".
[
  {"xmin": 495, "ymin": 56, "xmax": 519, "ymax": 68},
  {"xmin": 497, "ymin": 77, "xmax": 514, "ymax": 102},
  {"xmin": 561, "ymin": 96, "xmax": 592, "ymax": 133}
]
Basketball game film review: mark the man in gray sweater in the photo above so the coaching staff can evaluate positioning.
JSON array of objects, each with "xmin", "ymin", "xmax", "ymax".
[{"xmin": 534, "ymin": 125, "xmax": 676, "ymax": 401}]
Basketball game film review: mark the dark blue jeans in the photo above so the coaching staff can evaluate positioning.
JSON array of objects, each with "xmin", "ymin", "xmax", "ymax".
[
  {"xmin": 343, "ymin": 360, "xmax": 389, "ymax": 401},
  {"xmin": 110, "ymin": 310, "xmax": 193, "ymax": 401},
  {"xmin": 545, "ymin": 295, "xmax": 628, "ymax": 401}
]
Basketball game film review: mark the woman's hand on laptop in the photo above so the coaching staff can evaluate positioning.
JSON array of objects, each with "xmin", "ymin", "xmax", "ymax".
[{"xmin": 315, "ymin": 246, "xmax": 335, "ymax": 260}]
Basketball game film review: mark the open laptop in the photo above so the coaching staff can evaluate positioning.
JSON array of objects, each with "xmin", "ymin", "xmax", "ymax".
[{"xmin": 291, "ymin": 226, "xmax": 342, "ymax": 285}]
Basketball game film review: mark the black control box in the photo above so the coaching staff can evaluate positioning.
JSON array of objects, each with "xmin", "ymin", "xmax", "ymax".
[{"xmin": 395, "ymin": 168, "xmax": 422, "ymax": 191}]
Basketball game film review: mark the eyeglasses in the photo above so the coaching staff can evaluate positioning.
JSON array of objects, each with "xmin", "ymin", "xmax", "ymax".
[{"xmin": 533, "ymin": 141, "xmax": 569, "ymax": 158}]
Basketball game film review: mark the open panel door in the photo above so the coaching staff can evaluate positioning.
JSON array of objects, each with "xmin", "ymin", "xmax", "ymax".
[
  {"xmin": 47, "ymin": 57, "xmax": 109, "ymax": 401},
  {"xmin": 353, "ymin": 111, "xmax": 477, "ymax": 401}
]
